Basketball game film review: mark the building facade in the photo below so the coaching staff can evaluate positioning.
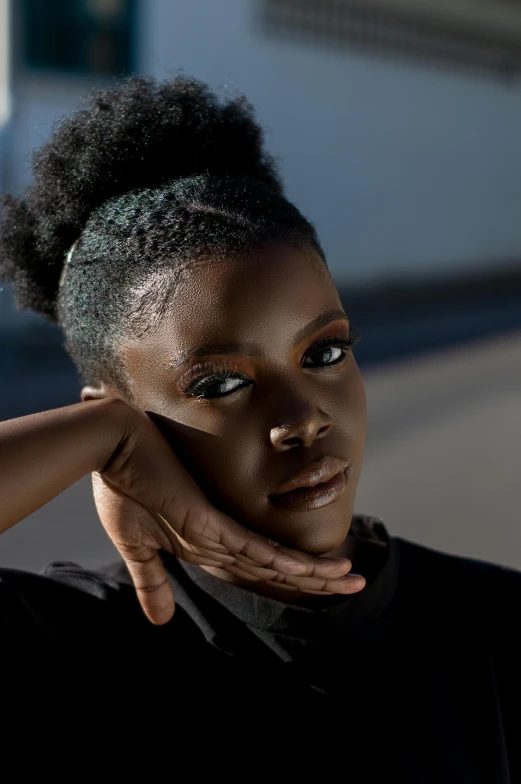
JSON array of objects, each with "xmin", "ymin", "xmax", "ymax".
[{"xmin": 2, "ymin": 0, "xmax": 521, "ymax": 332}]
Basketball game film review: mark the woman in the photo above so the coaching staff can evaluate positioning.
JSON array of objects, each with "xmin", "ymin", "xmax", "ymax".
[{"xmin": 0, "ymin": 75, "xmax": 518, "ymax": 781}]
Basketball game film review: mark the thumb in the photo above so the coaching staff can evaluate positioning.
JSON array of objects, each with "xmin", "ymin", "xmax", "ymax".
[{"xmin": 119, "ymin": 543, "xmax": 176, "ymax": 625}]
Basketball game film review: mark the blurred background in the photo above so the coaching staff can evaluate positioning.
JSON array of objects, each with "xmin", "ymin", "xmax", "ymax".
[{"xmin": 0, "ymin": 0, "xmax": 520, "ymax": 572}]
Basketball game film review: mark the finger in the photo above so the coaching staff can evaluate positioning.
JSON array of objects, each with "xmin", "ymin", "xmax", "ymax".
[
  {"xmin": 228, "ymin": 546, "xmax": 356, "ymax": 583},
  {"xmin": 159, "ymin": 505, "xmax": 354, "ymax": 579},
  {"xmin": 217, "ymin": 521, "xmax": 355, "ymax": 579},
  {"xmin": 232, "ymin": 549, "xmax": 351, "ymax": 574},
  {"xmin": 281, "ymin": 570, "xmax": 366, "ymax": 594},
  {"xmin": 155, "ymin": 513, "xmax": 245, "ymax": 568},
  {"xmin": 264, "ymin": 580, "xmax": 335, "ymax": 596},
  {"xmin": 156, "ymin": 509, "xmax": 358, "ymax": 587},
  {"xmin": 221, "ymin": 562, "xmax": 366, "ymax": 595},
  {"xmin": 289, "ymin": 587, "xmax": 335, "ymax": 596},
  {"xmin": 170, "ymin": 538, "xmax": 236, "ymax": 569},
  {"xmin": 162, "ymin": 523, "xmax": 358, "ymax": 588},
  {"xmin": 263, "ymin": 542, "xmax": 355, "ymax": 579},
  {"xmin": 118, "ymin": 543, "xmax": 176, "ymax": 626}
]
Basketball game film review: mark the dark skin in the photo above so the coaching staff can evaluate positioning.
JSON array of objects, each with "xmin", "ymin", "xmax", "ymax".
[{"xmin": 82, "ymin": 244, "xmax": 387, "ymax": 605}]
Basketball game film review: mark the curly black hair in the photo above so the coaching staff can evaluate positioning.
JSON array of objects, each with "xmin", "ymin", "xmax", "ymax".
[{"xmin": 0, "ymin": 74, "xmax": 327, "ymax": 398}]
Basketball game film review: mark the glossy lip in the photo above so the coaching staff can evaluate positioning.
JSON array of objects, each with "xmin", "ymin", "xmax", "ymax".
[
  {"xmin": 269, "ymin": 468, "xmax": 348, "ymax": 511},
  {"xmin": 271, "ymin": 455, "xmax": 349, "ymax": 495}
]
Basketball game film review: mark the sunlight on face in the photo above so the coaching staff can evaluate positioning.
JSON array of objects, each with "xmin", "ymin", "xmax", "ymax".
[{"xmin": 121, "ymin": 244, "xmax": 367, "ymax": 555}]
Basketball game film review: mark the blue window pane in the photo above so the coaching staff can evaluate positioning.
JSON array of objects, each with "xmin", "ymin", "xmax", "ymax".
[{"xmin": 23, "ymin": 0, "xmax": 136, "ymax": 75}]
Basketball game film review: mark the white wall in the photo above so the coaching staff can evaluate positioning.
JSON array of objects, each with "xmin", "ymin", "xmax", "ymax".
[
  {"xmin": 6, "ymin": 0, "xmax": 521, "ymax": 286},
  {"xmin": 143, "ymin": 0, "xmax": 521, "ymax": 285}
]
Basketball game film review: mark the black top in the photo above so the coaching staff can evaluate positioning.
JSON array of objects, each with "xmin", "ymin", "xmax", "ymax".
[
  {"xmin": 1, "ymin": 513, "xmax": 519, "ymax": 782},
  {"xmin": 175, "ymin": 514, "xmax": 398, "ymax": 658}
]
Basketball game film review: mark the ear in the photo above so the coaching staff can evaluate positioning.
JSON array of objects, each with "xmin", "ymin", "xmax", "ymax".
[{"xmin": 81, "ymin": 382, "xmax": 122, "ymax": 403}]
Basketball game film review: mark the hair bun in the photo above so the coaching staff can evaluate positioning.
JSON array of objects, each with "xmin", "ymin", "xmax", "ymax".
[{"xmin": 0, "ymin": 74, "xmax": 283, "ymax": 321}]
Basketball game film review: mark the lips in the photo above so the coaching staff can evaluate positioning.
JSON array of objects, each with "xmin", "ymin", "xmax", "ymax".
[
  {"xmin": 269, "ymin": 469, "xmax": 348, "ymax": 511},
  {"xmin": 270, "ymin": 456, "xmax": 349, "ymax": 496}
]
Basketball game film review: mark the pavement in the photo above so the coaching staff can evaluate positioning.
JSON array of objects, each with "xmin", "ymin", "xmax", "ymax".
[{"xmin": 1, "ymin": 326, "xmax": 520, "ymax": 574}]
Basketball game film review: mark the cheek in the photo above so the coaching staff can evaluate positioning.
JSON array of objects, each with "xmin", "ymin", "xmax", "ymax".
[
  {"xmin": 349, "ymin": 370, "xmax": 368, "ymax": 468},
  {"xmin": 162, "ymin": 411, "xmax": 260, "ymax": 506},
  {"xmin": 332, "ymin": 362, "xmax": 367, "ymax": 437},
  {"xmin": 352, "ymin": 372, "xmax": 367, "ymax": 438}
]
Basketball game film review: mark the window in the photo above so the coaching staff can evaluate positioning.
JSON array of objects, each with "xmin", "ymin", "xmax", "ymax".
[
  {"xmin": 23, "ymin": 0, "xmax": 136, "ymax": 76},
  {"xmin": 259, "ymin": 0, "xmax": 521, "ymax": 80}
]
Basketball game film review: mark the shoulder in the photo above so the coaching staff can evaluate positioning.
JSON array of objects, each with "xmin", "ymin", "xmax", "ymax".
[
  {"xmin": 0, "ymin": 557, "xmax": 195, "ymax": 651},
  {"xmin": 0, "ymin": 558, "xmax": 141, "ymax": 654},
  {"xmin": 0, "ymin": 557, "xmax": 189, "ymax": 705},
  {"xmin": 395, "ymin": 534, "xmax": 521, "ymax": 584},
  {"xmin": 0, "ymin": 557, "xmax": 130, "ymax": 607},
  {"xmin": 394, "ymin": 535, "xmax": 521, "ymax": 640},
  {"xmin": 42, "ymin": 556, "xmax": 133, "ymax": 593}
]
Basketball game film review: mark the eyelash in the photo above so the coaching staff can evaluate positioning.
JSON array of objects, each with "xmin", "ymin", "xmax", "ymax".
[{"xmin": 180, "ymin": 326, "xmax": 362, "ymax": 400}]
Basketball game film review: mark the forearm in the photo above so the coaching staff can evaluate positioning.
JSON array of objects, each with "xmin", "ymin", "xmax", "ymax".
[{"xmin": 0, "ymin": 397, "xmax": 130, "ymax": 534}]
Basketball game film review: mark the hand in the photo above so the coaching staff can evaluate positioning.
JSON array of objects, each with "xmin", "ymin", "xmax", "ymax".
[{"xmin": 92, "ymin": 402, "xmax": 366, "ymax": 625}]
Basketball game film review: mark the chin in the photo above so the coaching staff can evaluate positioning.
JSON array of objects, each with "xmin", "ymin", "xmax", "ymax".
[
  {"xmin": 270, "ymin": 527, "xmax": 350, "ymax": 557},
  {"xmin": 275, "ymin": 508, "xmax": 353, "ymax": 555},
  {"xmin": 301, "ymin": 540, "xmax": 348, "ymax": 557},
  {"xmin": 215, "ymin": 494, "xmax": 353, "ymax": 556}
]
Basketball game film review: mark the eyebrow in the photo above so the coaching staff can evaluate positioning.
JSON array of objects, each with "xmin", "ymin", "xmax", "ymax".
[{"xmin": 168, "ymin": 308, "xmax": 349, "ymax": 369}]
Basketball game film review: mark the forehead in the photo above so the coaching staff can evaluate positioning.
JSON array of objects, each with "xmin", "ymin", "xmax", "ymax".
[
  {"xmin": 121, "ymin": 245, "xmax": 343, "ymax": 384},
  {"xmin": 160, "ymin": 244, "xmax": 338, "ymax": 345}
]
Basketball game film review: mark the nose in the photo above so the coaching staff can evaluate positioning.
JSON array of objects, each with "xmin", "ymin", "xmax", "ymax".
[{"xmin": 269, "ymin": 401, "xmax": 333, "ymax": 452}]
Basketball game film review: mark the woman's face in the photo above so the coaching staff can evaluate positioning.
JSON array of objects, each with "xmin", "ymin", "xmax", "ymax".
[{"xmin": 86, "ymin": 244, "xmax": 367, "ymax": 558}]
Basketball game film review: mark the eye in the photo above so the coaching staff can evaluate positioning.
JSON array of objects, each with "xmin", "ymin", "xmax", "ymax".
[
  {"xmin": 181, "ymin": 327, "xmax": 362, "ymax": 400},
  {"xmin": 182, "ymin": 364, "xmax": 252, "ymax": 400},
  {"xmin": 302, "ymin": 338, "xmax": 349, "ymax": 368},
  {"xmin": 302, "ymin": 327, "xmax": 362, "ymax": 369}
]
